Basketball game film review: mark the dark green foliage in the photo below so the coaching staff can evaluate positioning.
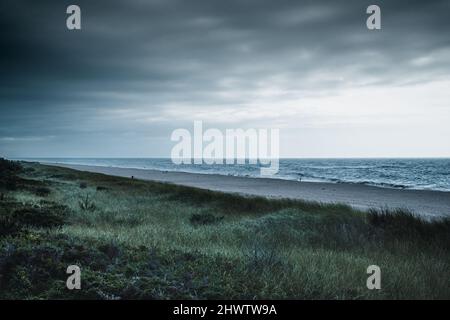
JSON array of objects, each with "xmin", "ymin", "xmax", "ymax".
[
  {"xmin": 0, "ymin": 158, "xmax": 22, "ymax": 176},
  {"xmin": 0, "ymin": 234, "xmax": 108, "ymax": 298},
  {"xmin": 3, "ymin": 176, "xmax": 18, "ymax": 191},
  {"xmin": 79, "ymin": 182, "xmax": 87, "ymax": 189},
  {"xmin": 0, "ymin": 199, "xmax": 69, "ymax": 235},
  {"xmin": 0, "ymin": 200, "xmax": 20, "ymax": 236},
  {"xmin": 79, "ymin": 194, "xmax": 96, "ymax": 211},
  {"xmin": 0, "ymin": 233, "xmax": 222, "ymax": 299},
  {"xmin": 0, "ymin": 159, "xmax": 52, "ymax": 194},
  {"xmin": 13, "ymin": 203, "xmax": 68, "ymax": 228},
  {"xmin": 0, "ymin": 212, "xmax": 21, "ymax": 236},
  {"xmin": 367, "ymin": 208, "xmax": 450, "ymax": 249},
  {"xmin": 96, "ymin": 186, "xmax": 109, "ymax": 191},
  {"xmin": 23, "ymin": 167, "xmax": 35, "ymax": 173},
  {"xmin": 243, "ymin": 240, "xmax": 287, "ymax": 274},
  {"xmin": 190, "ymin": 213, "xmax": 224, "ymax": 226},
  {"xmin": 33, "ymin": 187, "xmax": 51, "ymax": 197},
  {"xmin": 98, "ymin": 241, "xmax": 122, "ymax": 260},
  {"xmin": 0, "ymin": 159, "xmax": 23, "ymax": 191}
]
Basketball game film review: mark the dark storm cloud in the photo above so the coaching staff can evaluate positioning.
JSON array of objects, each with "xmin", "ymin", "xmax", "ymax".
[{"xmin": 1, "ymin": 0, "xmax": 450, "ymax": 156}]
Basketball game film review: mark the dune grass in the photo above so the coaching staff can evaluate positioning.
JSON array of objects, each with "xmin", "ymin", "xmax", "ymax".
[{"xmin": 0, "ymin": 159, "xmax": 449, "ymax": 299}]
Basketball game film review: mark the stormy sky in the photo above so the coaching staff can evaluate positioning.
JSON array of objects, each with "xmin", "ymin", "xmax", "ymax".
[{"xmin": 1, "ymin": 0, "xmax": 450, "ymax": 158}]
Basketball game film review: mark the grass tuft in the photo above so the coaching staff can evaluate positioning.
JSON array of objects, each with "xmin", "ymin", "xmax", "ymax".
[{"xmin": 78, "ymin": 194, "xmax": 96, "ymax": 212}]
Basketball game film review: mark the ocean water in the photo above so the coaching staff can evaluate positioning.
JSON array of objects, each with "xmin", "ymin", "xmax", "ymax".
[{"xmin": 20, "ymin": 158, "xmax": 450, "ymax": 192}]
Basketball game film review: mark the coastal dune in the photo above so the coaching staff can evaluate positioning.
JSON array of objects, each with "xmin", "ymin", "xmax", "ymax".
[{"xmin": 44, "ymin": 163, "xmax": 450, "ymax": 218}]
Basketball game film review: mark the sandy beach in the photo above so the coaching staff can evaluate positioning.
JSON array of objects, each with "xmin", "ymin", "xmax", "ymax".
[{"xmin": 43, "ymin": 163, "xmax": 450, "ymax": 218}]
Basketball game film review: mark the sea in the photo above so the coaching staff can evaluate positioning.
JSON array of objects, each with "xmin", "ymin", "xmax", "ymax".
[{"xmin": 16, "ymin": 158, "xmax": 450, "ymax": 192}]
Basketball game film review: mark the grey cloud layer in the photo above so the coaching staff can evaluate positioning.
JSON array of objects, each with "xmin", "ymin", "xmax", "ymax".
[{"xmin": 1, "ymin": 0, "xmax": 450, "ymax": 155}]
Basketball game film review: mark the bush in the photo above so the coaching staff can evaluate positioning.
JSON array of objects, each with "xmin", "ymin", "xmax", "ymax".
[
  {"xmin": 190, "ymin": 213, "xmax": 224, "ymax": 226},
  {"xmin": 12, "ymin": 203, "xmax": 69, "ymax": 228},
  {"xmin": 0, "ymin": 159, "xmax": 24, "ymax": 191},
  {"xmin": 79, "ymin": 182, "xmax": 88, "ymax": 189},
  {"xmin": 242, "ymin": 235, "xmax": 288, "ymax": 274},
  {"xmin": 0, "ymin": 200, "xmax": 22, "ymax": 236},
  {"xmin": 98, "ymin": 240, "xmax": 122, "ymax": 260},
  {"xmin": 3, "ymin": 176, "xmax": 20, "ymax": 191},
  {"xmin": 0, "ymin": 233, "xmax": 208, "ymax": 299},
  {"xmin": 0, "ymin": 214, "xmax": 21, "ymax": 236},
  {"xmin": 368, "ymin": 209, "xmax": 450, "ymax": 238},
  {"xmin": 33, "ymin": 187, "xmax": 51, "ymax": 197},
  {"xmin": 79, "ymin": 194, "xmax": 96, "ymax": 211},
  {"xmin": 0, "ymin": 158, "xmax": 22, "ymax": 177}
]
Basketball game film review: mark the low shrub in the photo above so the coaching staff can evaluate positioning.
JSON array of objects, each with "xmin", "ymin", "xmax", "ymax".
[
  {"xmin": 190, "ymin": 213, "xmax": 224, "ymax": 226},
  {"xmin": 79, "ymin": 194, "xmax": 96, "ymax": 211},
  {"xmin": 0, "ymin": 158, "xmax": 22, "ymax": 176},
  {"xmin": 12, "ymin": 203, "xmax": 69, "ymax": 228},
  {"xmin": 0, "ymin": 214, "xmax": 21, "ymax": 237},
  {"xmin": 33, "ymin": 187, "xmax": 51, "ymax": 197}
]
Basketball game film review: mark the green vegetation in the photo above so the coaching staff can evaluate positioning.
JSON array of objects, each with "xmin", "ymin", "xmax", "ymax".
[{"xmin": 0, "ymin": 158, "xmax": 449, "ymax": 299}]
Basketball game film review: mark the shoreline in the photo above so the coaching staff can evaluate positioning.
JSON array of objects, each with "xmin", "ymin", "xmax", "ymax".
[
  {"xmin": 41, "ymin": 162, "xmax": 450, "ymax": 218},
  {"xmin": 16, "ymin": 158, "xmax": 450, "ymax": 193}
]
